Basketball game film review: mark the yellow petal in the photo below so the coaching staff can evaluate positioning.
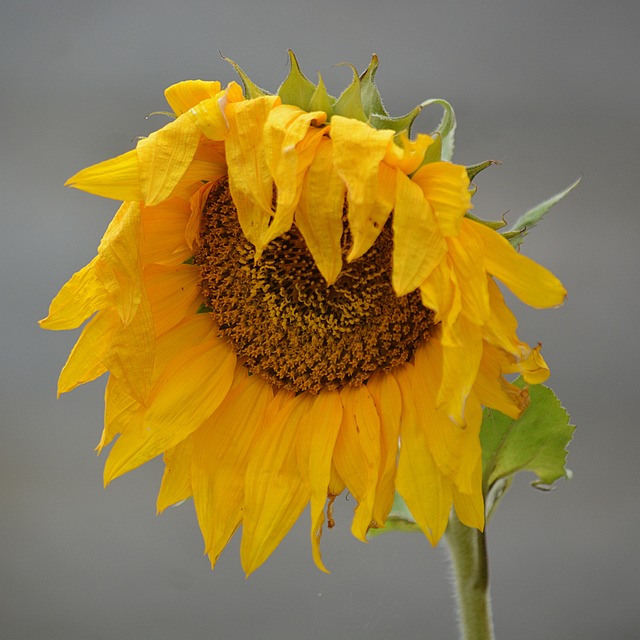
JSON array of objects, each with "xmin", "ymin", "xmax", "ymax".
[
  {"xmin": 167, "ymin": 140, "xmax": 227, "ymax": 202},
  {"xmin": 262, "ymin": 106, "xmax": 327, "ymax": 249},
  {"xmin": 295, "ymin": 137, "xmax": 346, "ymax": 284},
  {"xmin": 366, "ymin": 372, "xmax": 402, "ymax": 527},
  {"xmin": 104, "ymin": 334, "xmax": 236, "ymax": 483},
  {"xmin": 157, "ymin": 435, "xmax": 195, "ymax": 512},
  {"xmin": 513, "ymin": 344, "xmax": 550, "ymax": 384},
  {"xmin": 473, "ymin": 344, "xmax": 529, "ymax": 419},
  {"xmin": 225, "ymin": 96, "xmax": 280, "ymax": 257},
  {"xmin": 241, "ymin": 393, "xmax": 310, "ymax": 575},
  {"xmin": 482, "ymin": 277, "xmax": 529, "ymax": 358},
  {"xmin": 413, "ymin": 340, "xmax": 482, "ymax": 495},
  {"xmin": 385, "ymin": 132, "xmax": 434, "ymax": 175},
  {"xmin": 394, "ymin": 364, "xmax": 453, "ymax": 545},
  {"xmin": 97, "ymin": 202, "xmax": 143, "ymax": 325},
  {"xmin": 437, "ymin": 315, "xmax": 483, "ymax": 425},
  {"xmin": 103, "ymin": 293, "xmax": 154, "ymax": 405},
  {"xmin": 419, "ymin": 255, "xmax": 462, "ymax": 326},
  {"xmin": 447, "ymin": 221, "xmax": 491, "ymax": 325},
  {"xmin": 295, "ymin": 390, "xmax": 343, "ymax": 573},
  {"xmin": 141, "ymin": 197, "xmax": 192, "ymax": 266},
  {"xmin": 65, "ymin": 149, "xmax": 142, "ymax": 201},
  {"xmin": 392, "ymin": 170, "xmax": 446, "ymax": 296},
  {"xmin": 99, "ymin": 374, "xmax": 144, "ymax": 454},
  {"xmin": 192, "ymin": 369, "xmax": 273, "ymax": 567},
  {"xmin": 39, "ymin": 256, "xmax": 108, "ymax": 330},
  {"xmin": 411, "ymin": 162, "xmax": 472, "ymax": 236},
  {"xmin": 332, "ymin": 385, "xmax": 381, "ymax": 542},
  {"xmin": 137, "ymin": 114, "xmax": 202, "ymax": 206},
  {"xmin": 164, "ymin": 80, "xmax": 222, "ymax": 115},
  {"xmin": 144, "ymin": 263, "xmax": 200, "ymax": 337},
  {"xmin": 57, "ymin": 309, "xmax": 117, "ymax": 396},
  {"xmin": 472, "ymin": 219, "xmax": 567, "ymax": 308},
  {"xmin": 452, "ymin": 457, "xmax": 485, "ymax": 531},
  {"xmin": 330, "ymin": 116, "xmax": 395, "ymax": 260}
]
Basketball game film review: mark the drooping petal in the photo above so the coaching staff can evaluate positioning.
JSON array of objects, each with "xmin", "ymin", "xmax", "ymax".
[
  {"xmin": 395, "ymin": 364, "xmax": 453, "ymax": 545},
  {"xmin": 411, "ymin": 161, "xmax": 472, "ymax": 237},
  {"xmin": 332, "ymin": 384, "xmax": 381, "ymax": 542},
  {"xmin": 472, "ymin": 218, "xmax": 567, "ymax": 308},
  {"xmin": 419, "ymin": 254, "xmax": 462, "ymax": 327},
  {"xmin": 262, "ymin": 105, "xmax": 327, "ymax": 248},
  {"xmin": 225, "ymin": 96, "xmax": 281, "ymax": 257},
  {"xmin": 446, "ymin": 222, "xmax": 490, "ymax": 326},
  {"xmin": 413, "ymin": 340, "xmax": 482, "ymax": 495},
  {"xmin": 99, "ymin": 374, "xmax": 144, "ymax": 454},
  {"xmin": 141, "ymin": 198, "xmax": 192, "ymax": 266},
  {"xmin": 39, "ymin": 256, "xmax": 108, "ymax": 330},
  {"xmin": 144, "ymin": 263, "xmax": 201, "ymax": 337},
  {"xmin": 97, "ymin": 202, "xmax": 143, "ymax": 325},
  {"xmin": 452, "ymin": 456, "xmax": 485, "ymax": 531},
  {"xmin": 192, "ymin": 369, "xmax": 273, "ymax": 568},
  {"xmin": 392, "ymin": 170, "xmax": 446, "ymax": 296},
  {"xmin": 241, "ymin": 392, "xmax": 310, "ymax": 575},
  {"xmin": 437, "ymin": 314, "xmax": 483, "ymax": 424},
  {"xmin": 137, "ymin": 114, "xmax": 202, "ymax": 206},
  {"xmin": 366, "ymin": 372, "xmax": 402, "ymax": 527},
  {"xmin": 65, "ymin": 149, "xmax": 142, "ymax": 201},
  {"xmin": 295, "ymin": 390, "xmax": 343, "ymax": 572},
  {"xmin": 57, "ymin": 309, "xmax": 118, "ymax": 395},
  {"xmin": 295, "ymin": 137, "xmax": 346, "ymax": 284},
  {"xmin": 104, "ymin": 332, "xmax": 236, "ymax": 483},
  {"xmin": 473, "ymin": 343, "xmax": 529, "ymax": 419},
  {"xmin": 331, "ymin": 116, "xmax": 396, "ymax": 260},
  {"xmin": 164, "ymin": 80, "xmax": 222, "ymax": 115},
  {"xmin": 157, "ymin": 434, "xmax": 195, "ymax": 512},
  {"xmin": 482, "ymin": 277, "xmax": 529, "ymax": 359}
]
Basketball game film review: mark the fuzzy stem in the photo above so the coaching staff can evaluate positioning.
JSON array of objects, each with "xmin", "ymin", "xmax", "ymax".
[{"xmin": 445, "ymin": 512, "xmax": 495, "ymax": 640}]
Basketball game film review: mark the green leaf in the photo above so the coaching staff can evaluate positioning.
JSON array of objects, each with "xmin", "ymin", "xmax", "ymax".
[
  {"xmin": 277, "ymin": 50, "xmax": 317, "ymax": 111},
  {"xmin": 507, "ymin": 177, "xmax": 581, "ymax": 248},
  {"xmin": 481, "ymin": 377, "xmax": 574, "ymax": 519}
]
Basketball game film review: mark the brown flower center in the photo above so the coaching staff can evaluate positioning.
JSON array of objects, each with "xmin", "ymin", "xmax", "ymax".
[{"xmin": 196, "ymin": 177, "xmax": 433, "ymax": 393}]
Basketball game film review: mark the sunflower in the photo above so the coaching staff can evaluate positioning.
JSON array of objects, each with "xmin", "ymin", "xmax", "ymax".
[{"xmin": 40, "ymin": 53, "xmax": 566, "ymax": 575}]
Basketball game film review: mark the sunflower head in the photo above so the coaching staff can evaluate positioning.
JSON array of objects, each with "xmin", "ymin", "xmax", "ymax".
[{"xmin": 41, "ymin": 52, "xmax": 566, "ymax": 575}]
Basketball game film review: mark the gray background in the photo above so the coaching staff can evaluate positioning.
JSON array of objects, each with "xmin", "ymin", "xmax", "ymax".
[{"xmin": 2, "ymin": 0, "xmax": 638, "ymax": 638}]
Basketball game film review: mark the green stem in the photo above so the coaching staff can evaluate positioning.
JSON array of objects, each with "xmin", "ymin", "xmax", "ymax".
[{"xmin": 444, "ymin": 512, "xmax": 495, "ymax": 640}]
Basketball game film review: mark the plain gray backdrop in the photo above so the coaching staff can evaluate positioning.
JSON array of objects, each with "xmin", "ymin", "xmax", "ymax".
[{"xmin": 2, "ymin": 0, "xmax": 639, "ymax": 638}]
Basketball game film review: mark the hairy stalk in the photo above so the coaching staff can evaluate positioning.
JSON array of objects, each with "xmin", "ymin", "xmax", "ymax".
[{"xmin": 445, "ymin": 512, "xmax": 495, "ymax": 640}]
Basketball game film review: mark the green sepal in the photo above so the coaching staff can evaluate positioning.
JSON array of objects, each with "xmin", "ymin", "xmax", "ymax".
[
  {"xmin": 277, "ymin": 50, "xmax": 317, "ymax": 111},
  {"xmin": 506, "ymin": 177, "xmax": 581, "ymax": 248},
  {"xmin": 370, "ymin": 105, "xmax": 423, "ymax": 134},
  {"xmin": 466, "ymin": 159, "xmax": 501, "ymax": 182},
  {"xmin": 359, "ymin": 54, "xmax": 388, "ymax": 118},
  {"xmin": 481, "ymin": 377, "xmax": 574, "ymax": 521},
  {"xmin": 332, "ymin": 64, "xmax": 367, "ymax": 122},
  {"xmin": 465, "ymin": 212, "xmax": 507, "ymax": 230},
  {"xmin": 182, "ymin": 256, "xmax": 195, "ymax": 265},
  {"xmin": 422, "ymin": 131, "xmax": 443, "ymax": 165},
  {"xmin": 367, "ymin": 492, "xmax": 420, "ymax": 538},
  {"xmin": 309, "ymin": 73, "xmax": 335, "ymax": 117},
  {"xmin": 422, "ymin": 98, "xmax": 457, "ymax": 162},
  {"xmin": 196, "ymin": 303, "xmax": 213, "ymax": 314},
  {"xmin": 222, "ymin": 55, "xmax": 270, "ymax": 99}
]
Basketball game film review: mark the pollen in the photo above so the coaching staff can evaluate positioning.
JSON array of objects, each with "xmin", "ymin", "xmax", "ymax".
[{"xmin": 196, "ymin": 177, "xmax": 434, "ymax": 394}]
